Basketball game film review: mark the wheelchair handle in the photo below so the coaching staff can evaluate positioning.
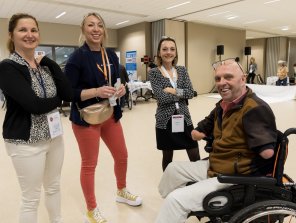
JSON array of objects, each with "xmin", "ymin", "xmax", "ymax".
[{"xmin": 284, "ymin": 128, "xmax": 296, "ymax": 137}]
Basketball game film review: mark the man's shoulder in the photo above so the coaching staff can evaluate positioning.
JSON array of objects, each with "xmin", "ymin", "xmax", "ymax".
[{"xmin": 245, "ymin": 90, "xmax": 269, "ymax": 108}]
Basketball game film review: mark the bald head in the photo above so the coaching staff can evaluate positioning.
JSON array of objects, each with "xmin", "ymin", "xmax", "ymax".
[{"xmin": 214, "ymin": 60, "xmax": 246, "ymax": 102}]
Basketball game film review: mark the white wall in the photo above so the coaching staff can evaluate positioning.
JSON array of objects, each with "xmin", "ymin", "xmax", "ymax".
[
  {"xmin": 186, "ymin": 22, "xmax": 246, "ymax": 94},
  {"xmin": 0, "ymin": 18, "xmax": 117, "ymax": 60}
]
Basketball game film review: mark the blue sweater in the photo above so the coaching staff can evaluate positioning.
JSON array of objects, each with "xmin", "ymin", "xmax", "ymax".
[{"xmin": 64, "ymin": 43, "xmax": 122, "ymax": 126}]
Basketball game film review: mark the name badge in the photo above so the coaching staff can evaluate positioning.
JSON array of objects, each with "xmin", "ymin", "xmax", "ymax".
[
  {"xmin": 47, "ymin": 111, "xmax": 63, "ymax": 138},
  {"xmin": 172, "ymin": 115, "xmax": 184, "ymax": 133}
]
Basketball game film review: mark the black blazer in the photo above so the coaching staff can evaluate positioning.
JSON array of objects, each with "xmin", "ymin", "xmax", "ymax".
[{"xmin": 64, "ymin": 43, "xmax": 122, "ymax": 126}]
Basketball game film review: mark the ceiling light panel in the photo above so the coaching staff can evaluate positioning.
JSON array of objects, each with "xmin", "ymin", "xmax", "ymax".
[{"xmin": 166, "ymin": 1, "xmax": 191, "ymax": 10}]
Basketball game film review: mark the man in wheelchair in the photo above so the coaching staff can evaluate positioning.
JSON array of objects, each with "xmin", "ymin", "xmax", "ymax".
[{"xmin": 155, "ymin": 58, "xmax": 296, "ymax": 223}]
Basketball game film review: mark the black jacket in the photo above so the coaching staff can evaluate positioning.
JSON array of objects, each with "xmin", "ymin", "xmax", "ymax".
[
  {"xmin": 64, "ymin": 43, "xmax": 122, "ymax": 126},
  {"xmin": 0, "ymin": 56, "xmax": 73, "ymax": 140}
]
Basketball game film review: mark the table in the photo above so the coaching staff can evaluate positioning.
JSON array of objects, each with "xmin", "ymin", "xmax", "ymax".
[
  {"xmin": 126, "ymin": 81, "xmax": 153, "ymax": 109},
  {"xmin": 127, "ymin": 81, "xmax": 152, "ymax": 93},
  {"xmin": 247, "ymin": 84, "xmax": 296, "ymax": 103}
]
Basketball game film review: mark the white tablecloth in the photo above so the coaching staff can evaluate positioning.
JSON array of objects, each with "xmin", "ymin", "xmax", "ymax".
[
  {"xmin": 266, "ymin": 76, "xmax": 278, "ymax": 85},
  {"xmin": 246, "ymin": 84, "xmax": 296, "ymax": 103},
  {"xmin": 127, "ymin": 81, "xmax": 152, "ymax": 94}
]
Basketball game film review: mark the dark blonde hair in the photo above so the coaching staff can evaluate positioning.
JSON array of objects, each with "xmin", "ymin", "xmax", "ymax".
[
  {"xmin": 7, "ymin": 13, "xmax": 39, "ymax": 53},
  {"xmin": 156, "ymin": 36, "xmax": 178, "ymax": 67},
  {"xmin": 79, "ymin": 12, "xmax": 108, "ymax": 46}
]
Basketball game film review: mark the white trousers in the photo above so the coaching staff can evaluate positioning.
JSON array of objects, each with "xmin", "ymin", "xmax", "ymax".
[
  {"xmin": 155, "ymin": 160, "xmax": 231, "ymax": 223},
  {"xmin": 5, "ymin": 136, "xmax": 64, "ymax": 223}
]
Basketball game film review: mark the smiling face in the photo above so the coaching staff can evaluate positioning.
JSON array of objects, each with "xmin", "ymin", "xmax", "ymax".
[
  {"xmin": 81, "ymin": 14, "xmax": 106, "ymax": 49},
  {"xmin": 214, "ymin": 61, "xmax": 246, "ymax": 102},
  {"xmin": 10, "ymin": 18, "xmax": 39, "ymax": 54},
  {"xmin": 157, "ymin": 38, "xmax": 178, "ymax": 67}
]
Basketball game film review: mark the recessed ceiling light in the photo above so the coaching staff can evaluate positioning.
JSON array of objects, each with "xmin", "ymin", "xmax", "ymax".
[
  {"xmin": 208, "ymin": 11, "xmax": 230, "ymax": 17},
  {"xmin": 166, "ymin": 1, "xmax": 191, "ymax": 10},
  {"xmin": 244, "ymin": 19, "xmax": 265, "ymax": 24},
  {"xmin": 227, "ymin": 16, "xmax": 238, "ymax": 20},
  {"xmin": 56, "ymin": 12, "xmax": 66, "ymax": 19},
  {"xmin": 264, "ymin": 0, "xmax": 280, "ymax": 4},
  {"xmin": 116, "ymin": 20, "xmax": 129, "ymax": 26},
  {"xmin": 281, "ymin": 26, "xmax": 289, "ymax": 31}
]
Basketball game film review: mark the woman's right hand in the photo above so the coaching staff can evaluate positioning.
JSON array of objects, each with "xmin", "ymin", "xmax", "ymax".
[
  {"xmin": 81, "ymin": 86, "xmax": 116, "ymax": 101},
  {"xmin": 96, "ymin": 85, "xmax": 116, "ymax": 98}
]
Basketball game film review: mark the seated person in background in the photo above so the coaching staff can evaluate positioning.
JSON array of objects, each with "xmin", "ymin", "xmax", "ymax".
[
  {"xmin": 276, "ymin": 60, "xmax": 289, "ymax": 86},
  {"xmin": 155, "ymin": 58, "xmax": 277, "ymax": 223}
]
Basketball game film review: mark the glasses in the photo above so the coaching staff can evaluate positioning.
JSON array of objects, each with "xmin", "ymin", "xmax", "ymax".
[
  {"xmin": 212, "ymin": 58, "xmax": 244, "ymax": 74},
  {"xmin": 161, "ymin": 36, "xmax": 175, "ymax": 40}
]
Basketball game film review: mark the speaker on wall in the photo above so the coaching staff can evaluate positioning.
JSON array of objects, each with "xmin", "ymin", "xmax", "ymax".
[
  {"xmin": 244, "ymin": 47, "xmax": 251, "ymax": 55},
  {"xmin": 217, "ymin": 45, "xmax": 224, "ymax": 55}
]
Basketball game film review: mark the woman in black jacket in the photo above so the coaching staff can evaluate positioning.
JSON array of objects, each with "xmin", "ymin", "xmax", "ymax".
[{"xmin": 0, "ymin": 13, "xmax": 72, "ymax": 223}]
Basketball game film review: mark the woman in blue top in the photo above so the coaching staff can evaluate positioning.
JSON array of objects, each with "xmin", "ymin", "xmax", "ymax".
[{"xmin": 64, "ymin": 12, "xmax": 142, "ymax": 223}]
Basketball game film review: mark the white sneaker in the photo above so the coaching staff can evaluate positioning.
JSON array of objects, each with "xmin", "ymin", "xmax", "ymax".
[
  {"xmin": 84, "ymin": 207, "xmax": 107, "ymax": 223},
  {"xmin": 116, "ymin": 188, "xmax": 142, "ymax": 206}
]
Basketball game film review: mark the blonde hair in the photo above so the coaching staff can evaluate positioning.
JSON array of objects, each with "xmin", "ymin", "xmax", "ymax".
[{"xmin": 79, "ymin": 12, "xmax": 108, "ymax": 46}]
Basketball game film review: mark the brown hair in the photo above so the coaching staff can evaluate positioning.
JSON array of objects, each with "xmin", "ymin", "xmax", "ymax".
[
  {"xmin": 7, "ymin": 13, "xmax": 39, "ymax": 53},
  {"xmin": 156, "ymin": 36, "xmax": 178, "ymax": 67},
  {"xmin": 79, "ymin": 12, "xmax": 108, "ymax": 46}
]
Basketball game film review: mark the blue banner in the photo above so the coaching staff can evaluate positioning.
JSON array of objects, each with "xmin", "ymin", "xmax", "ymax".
[{"xmin": 126, "ymin": 51, "xmax": 137, "ymax": 80}]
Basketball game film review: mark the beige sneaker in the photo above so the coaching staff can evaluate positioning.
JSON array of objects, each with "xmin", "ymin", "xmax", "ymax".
[
  {"xmin": 85, "ymin": 207, "xmax": 107, "ymax": 223},
  {"xmin": 116, "ymin": 188, "xmax": 142, "ymax": 206}
]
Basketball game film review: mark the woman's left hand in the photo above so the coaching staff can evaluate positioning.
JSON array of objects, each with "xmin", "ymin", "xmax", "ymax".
[{"xmin": 115, "ymin": 84, "xmax": 126, "ymax": 98}]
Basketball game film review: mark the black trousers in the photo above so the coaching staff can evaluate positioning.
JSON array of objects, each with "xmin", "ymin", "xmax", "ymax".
[
  {"xmin": 247, "ymin": 72, "xmax": 256, "ymax": 84},
  {"xmin": 276, "ymin": 77, "xmax": 288, "ymax": 86}
]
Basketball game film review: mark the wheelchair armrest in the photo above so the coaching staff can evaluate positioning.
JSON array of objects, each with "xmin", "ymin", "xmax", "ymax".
[{"xmin": 217, "ymin": 174, "xmax": 277, "ymax": 186}]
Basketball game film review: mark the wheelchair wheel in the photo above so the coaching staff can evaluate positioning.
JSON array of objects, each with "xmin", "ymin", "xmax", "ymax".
[
  {"xmin": 229, "ymin": 200, "xmax": 296, "ymax": 223},
  {"xmin": 127, "ymin": 91, "xmax": 133, "ymax": 110}
]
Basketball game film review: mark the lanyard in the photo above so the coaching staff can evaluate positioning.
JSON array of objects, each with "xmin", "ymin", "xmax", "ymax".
[
  {"xmin": 160, "ymin": 65, "xmax": 179, "ymax": 110},
  {"xmin": 96, "ymin": 48, "xmax": 111, "ymax": 84},
  {"xmin": 33, "ymin": 68, "xmax": 47, "ymax": 98},
  {"xmin": 161, "ymin": 65, "xmax": 177, "ymax": 88}
]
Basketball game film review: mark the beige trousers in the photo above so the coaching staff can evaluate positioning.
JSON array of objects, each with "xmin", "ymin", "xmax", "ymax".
[
  {"xmin": 156, "ymin": 160, "xmax": 230, "ymax": 223},
  {"xmin": 5, "ymin": 136, "xmax": 64, "ymax": 223}
]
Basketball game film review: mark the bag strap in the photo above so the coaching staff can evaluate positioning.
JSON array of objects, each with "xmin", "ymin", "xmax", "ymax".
[{"xmin": 103, "ymin": 47, "xmax": 112, "ymax": 87}]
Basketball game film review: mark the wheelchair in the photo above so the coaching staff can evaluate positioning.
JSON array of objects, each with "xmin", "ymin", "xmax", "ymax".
[
  {"xmin": 188, "ymin": 128, "xmax": 296, "ymax": 223},
  {"xmin": 120, "ymin": 85, "xmax": 133, "ymax": 110}
]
